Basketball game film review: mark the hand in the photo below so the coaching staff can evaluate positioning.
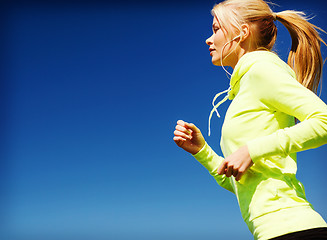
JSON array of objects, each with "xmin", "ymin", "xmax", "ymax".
[
  {"xmin": 173, "ymin": 120, "xmax": 205, "ymax": 155},
  {"xmin": 217, "ymin": 145, "xmax": 253, "ymax": 181}
]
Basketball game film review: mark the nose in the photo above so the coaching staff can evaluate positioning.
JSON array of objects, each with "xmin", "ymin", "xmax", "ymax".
[{"xmin": 206, "ymin": 35, "xmax": 213, "ymax": 46}]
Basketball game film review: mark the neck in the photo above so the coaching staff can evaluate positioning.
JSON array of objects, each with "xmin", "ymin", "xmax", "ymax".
[
  {"xmin": 230, "ymin": 48, "xmax": 252, "ymax": 69},
  {"xmin": 230, "ymin": 37, "xmax": 257, "ymax": 69}
]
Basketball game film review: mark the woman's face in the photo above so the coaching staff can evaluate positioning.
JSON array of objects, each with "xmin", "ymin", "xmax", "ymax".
[{"xmin": 206, "ymin": 17, "xmax": 239, "ymax": 67}]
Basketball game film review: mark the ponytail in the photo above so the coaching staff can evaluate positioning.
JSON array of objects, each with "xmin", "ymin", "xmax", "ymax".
[
  {"xmin": 275, "ymin": 11, "xmax": 326, "ymax": 93},
  {"xmin": 212, "ymin": 0, "xmax": 326, "ymax": 93}
]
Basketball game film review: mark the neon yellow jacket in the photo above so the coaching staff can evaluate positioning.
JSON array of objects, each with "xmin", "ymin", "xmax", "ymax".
[{"xmin": 193, "ymin": 51, "xmax": 327, "ymax": 240}]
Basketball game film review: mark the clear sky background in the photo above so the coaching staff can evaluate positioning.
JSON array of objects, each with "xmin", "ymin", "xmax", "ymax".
[{"xmin": 1, "ymin": 0, "xmax": 327, "ymax": 239}]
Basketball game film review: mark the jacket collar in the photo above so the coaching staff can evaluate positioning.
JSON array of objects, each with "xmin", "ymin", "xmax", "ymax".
[{"xmin": 228, "ymin": 50, "xmax": 276, "ymax": 99}]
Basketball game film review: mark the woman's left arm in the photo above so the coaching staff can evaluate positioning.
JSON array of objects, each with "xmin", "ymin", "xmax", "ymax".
[
  {"xmin": 218, "ymin": 61, "xmax": 327, "ymax": 180},
  {"xmin": 246, "ymin": 62, "xmax": 327, "ymax": 162}
]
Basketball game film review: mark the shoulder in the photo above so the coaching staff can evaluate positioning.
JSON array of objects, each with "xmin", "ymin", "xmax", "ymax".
[
  {"xmin": 241, "ymin": 55, "xmax": 304, "ymax": 108},
  {"xmin": 245, "ymin": 55, "xmax": 297, "ymax": 91},
  {"xmin": 248, "ymin": 54, "xmax": 295, "ymax": 79}
]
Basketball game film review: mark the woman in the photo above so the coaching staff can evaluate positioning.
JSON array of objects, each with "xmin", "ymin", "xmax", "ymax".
[{"xmin": 173, "ymin": 0, "xmax": 327, "ymax": 239}]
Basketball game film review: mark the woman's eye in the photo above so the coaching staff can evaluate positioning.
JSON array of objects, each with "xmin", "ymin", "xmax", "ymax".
[{"xmin": 214, "ymin": 28, "xmax": 219, "ymax": 32}]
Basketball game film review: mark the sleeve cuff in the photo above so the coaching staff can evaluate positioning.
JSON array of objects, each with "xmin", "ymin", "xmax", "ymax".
[
  {"xmin": 192, "ymin": 142, "xmax": 208, "ymax": 159},
  {"xmin": 191, "ymin": 142, "xmax": 224, "ymax": 171}
]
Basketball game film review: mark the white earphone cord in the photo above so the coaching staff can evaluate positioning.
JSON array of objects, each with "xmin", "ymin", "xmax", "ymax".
[
  {"xmin": 220, "ymin": 34, "xmax": 241, "ymax": 78},
  {"xmin": 208, "ymin": 34, "xmax": 241, "ymax": 136}
]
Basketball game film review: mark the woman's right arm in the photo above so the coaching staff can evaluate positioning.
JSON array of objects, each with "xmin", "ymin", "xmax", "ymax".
[{"xmin": 173, "ymin": 120, "xmax": 235, "ymax": 193}]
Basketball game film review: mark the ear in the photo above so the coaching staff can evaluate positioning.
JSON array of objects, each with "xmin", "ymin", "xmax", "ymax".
[{"xmin": 240, "ymin": 24, "xmax": 250, "ymax": 42}]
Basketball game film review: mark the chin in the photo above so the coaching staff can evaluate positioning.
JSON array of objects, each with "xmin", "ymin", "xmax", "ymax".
[{"xmin": 211, "ymin": 58, "xmax": 222, "ymax": 66}]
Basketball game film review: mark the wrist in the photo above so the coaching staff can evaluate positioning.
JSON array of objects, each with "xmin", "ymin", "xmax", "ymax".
[{"xmin": 192, "ymin": 142, "xmax": 207, "ymax": 156}]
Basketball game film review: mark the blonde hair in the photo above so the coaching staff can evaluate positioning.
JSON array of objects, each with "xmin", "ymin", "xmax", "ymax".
[{"xmin": 212, "ymin": 0, "xmax": 326, "ymax": 93}]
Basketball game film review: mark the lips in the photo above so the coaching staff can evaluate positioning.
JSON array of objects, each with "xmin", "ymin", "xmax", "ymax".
[{"xmin": 209, "ymin": 48, "xmax": 215, "ymax": 55}]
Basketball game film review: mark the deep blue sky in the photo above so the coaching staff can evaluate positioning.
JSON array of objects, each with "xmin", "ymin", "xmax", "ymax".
[{"xmin": 2, "ymin": 0, "xmax": 327, "ymax": 239}]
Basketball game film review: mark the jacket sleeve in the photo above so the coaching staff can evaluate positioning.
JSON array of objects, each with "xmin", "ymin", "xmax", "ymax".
[
  {"xmin": 193, "ymin": 142, "xmax": 235, "ymax": 193},
  {"xmin": 246, "ymin": 61, "xmax": 327, "ymax": 163}
]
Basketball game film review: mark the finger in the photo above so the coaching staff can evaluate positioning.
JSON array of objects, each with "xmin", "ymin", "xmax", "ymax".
[
  {"xmin": 177, "ymin": 120, "xmax": 186, "ymax": 127},
  {"xmin": 235, "ymin": 167, "xmax": 246, "ymax": 181},
  {"xmin": 225, "ymin": 166, "xmax": 233, "ymax": 177},
  {"xmin": 173, "ymin": 136, "xmax": 185, "ymax": 142},
  {"xmin": 174, "ymin": 129, "xmax": 191, "ymax": 140},
  {"xmin": 217, "ymin": 161, "xmax": 227, "ymax": 175},
  {"xmin": 232, "ymin": 169, "xmax": 239, "ymax": 178},
  {"xmin": 173, "ymin": 136, "xmax": 184, "ymax": 141},
  {"xmin": 175, "ymin": 124, "xmax": 191, "ymax": 135},
  {"xmin": 173, "ymin": 136, "xmax": 185, "ymax": 147},
  {"xmin": 235, "ymin": 171, "xmax": 243, "ymax": 181}
]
